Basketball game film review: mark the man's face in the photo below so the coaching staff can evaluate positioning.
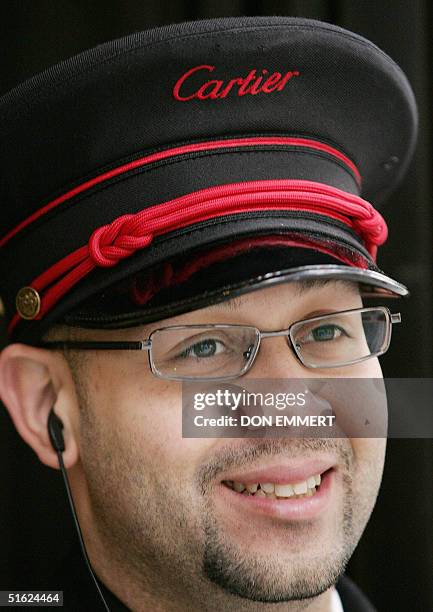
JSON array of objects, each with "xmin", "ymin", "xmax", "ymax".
[{"xmin": 70, "ymin": 280, "xmax": 385, "ymax": 608}]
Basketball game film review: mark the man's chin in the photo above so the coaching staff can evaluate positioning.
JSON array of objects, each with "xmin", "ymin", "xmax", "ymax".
[
  {"xmin": 202, "ymin": 524, "xmax": 349, "ymax": 603},
  {"xmin": 204, "ymin": 559, "xmax": 345, "ymax": 603}
]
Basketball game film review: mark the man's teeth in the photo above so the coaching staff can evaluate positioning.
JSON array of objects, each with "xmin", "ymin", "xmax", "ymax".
[
  {"xmin": 224, "ymin": 473, "xmax": 323, "ymax": 499},
  {"xmin": 233, "ymin": 481, "xmax": 245, "ymax": 493},
  {"xmin": 275, "ymin": 483, "xmax": 294, "ymax": 497}
]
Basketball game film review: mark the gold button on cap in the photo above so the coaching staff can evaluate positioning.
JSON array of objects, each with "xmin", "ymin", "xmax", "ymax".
[{"xmin": 16, "ymin": 286, "xmax": 41, "ymax": 320}]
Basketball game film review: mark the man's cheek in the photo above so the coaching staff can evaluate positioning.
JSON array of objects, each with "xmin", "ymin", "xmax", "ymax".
[
  {"xmin": 123, "ymin": 389, "xmax": 216, "ymax": 478},
  {"xmin": 350, "ymin": 438, "xmax": 386, "ymax": 513},
  {"xmin": 351, "ymin": 438, "xmax": 386, "ymax": 466}
]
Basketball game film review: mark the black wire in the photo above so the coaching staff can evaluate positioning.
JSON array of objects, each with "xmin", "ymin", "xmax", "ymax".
[{"xmin": 57, "ymin": 450, "xmax": 111, "ymax": 612}]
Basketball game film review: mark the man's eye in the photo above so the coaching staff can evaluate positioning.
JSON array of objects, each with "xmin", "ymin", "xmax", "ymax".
[
  {"xmin": 301, "ymin": 324, "xmax": 346, "ymax": 343},
  {"xmin": 180, "ymin": 338, "xmax": 225, "ymax": 358}
]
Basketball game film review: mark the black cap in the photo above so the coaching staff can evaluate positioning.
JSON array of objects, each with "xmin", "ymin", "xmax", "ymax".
[{"xmin": 0, "ymin": 16, "xmax": 418, "ymax": 343}]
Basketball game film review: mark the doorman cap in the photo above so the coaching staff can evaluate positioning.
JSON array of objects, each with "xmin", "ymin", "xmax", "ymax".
[{"xmin": 0, "ymin": 16, "xmax": 417, "ymax": 343}]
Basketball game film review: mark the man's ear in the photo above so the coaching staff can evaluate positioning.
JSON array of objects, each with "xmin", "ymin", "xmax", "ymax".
[{"xmin": 0, "ymin": 343, "xmax": 79, "ymax": 469}]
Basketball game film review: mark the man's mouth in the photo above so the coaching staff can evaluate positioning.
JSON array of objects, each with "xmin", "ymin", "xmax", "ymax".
[
  {"xmin": 217, "ymin": 460, "xmax": 336, "ymax": 520},
  {"xmin": 223, "ymin": 471, "xmax": 324, "ymax": 499}
]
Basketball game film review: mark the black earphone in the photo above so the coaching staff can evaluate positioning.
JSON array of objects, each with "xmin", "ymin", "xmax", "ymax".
[
  {"xmin": 47, "ymin": 409, "xmax": 65, "ymax": 453},
  {"xmin": 47, "ymin": 409, "xmax": 111, "ymax": 611}
]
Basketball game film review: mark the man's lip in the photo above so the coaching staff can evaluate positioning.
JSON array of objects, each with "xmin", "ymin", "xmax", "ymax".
[
  {"xmin": 220, "ymin": 458, "xmax": 336, "ymax": 485},
  {"xmin": 219, "ymin": 469, "xmax": 335, "ymax": 521}
]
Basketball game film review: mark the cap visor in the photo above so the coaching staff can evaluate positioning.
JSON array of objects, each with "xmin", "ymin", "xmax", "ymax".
[{"xmin": 60, "ymin": 239, "xmax": 408, "ymax": 331}]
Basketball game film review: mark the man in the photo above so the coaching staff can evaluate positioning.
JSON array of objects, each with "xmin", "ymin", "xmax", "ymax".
[{"xmin": 0, "ymin": 16, "xmax": 417, "ymax": 612}]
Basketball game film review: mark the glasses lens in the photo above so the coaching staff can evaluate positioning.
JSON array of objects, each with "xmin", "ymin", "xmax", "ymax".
[
  {"xmin": 150, "ymin": 325, "xmax": 259, "ymax": 379},
  {"xmin": 290, "ymin": 308, "xmax": 389, "ymax": 367}
]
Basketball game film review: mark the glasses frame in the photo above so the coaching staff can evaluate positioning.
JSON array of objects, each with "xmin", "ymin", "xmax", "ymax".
[{"xmin": 41, "ymin": 306, "xmax": 401, "ymax": 381}]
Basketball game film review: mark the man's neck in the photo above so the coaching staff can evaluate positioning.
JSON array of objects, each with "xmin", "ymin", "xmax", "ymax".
[{"xmin": 94, "ymin": 562, "xmax": 337, "ymax": 612}]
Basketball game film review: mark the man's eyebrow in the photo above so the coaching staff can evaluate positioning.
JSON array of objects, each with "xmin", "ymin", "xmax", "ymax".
[
  {"xmin": 294, "ymin": 278, "xmax": 356, "ymax": 295},
  {"xmin": 205, "ymin": 296, "xmax": 245, "ymax": 312},
  {"xmin": 205, "ymin": 279, "xmax": 358, "ymax": 311}
]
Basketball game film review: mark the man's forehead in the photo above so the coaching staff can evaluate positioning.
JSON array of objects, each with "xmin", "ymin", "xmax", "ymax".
[
  {"xmin": 142, "ymin": 280, "xmax": 362, "ymax": 330},
  {"xmin": 204, "ymin": 279, "xmax": 360, "ymax": 313}
]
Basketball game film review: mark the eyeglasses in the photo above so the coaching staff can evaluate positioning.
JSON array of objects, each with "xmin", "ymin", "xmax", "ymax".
[{"xmin": 41, "ymin": 307, "xmax": 401, "ymax": 381}]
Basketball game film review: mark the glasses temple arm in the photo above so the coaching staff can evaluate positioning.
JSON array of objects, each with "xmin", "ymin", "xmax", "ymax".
[{"xmin": 39, "ymin": 340, "xmax": 152, "ymax": 350}]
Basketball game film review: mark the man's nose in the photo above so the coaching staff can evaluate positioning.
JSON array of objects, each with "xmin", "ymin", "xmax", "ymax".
[
  {"xmin": 245, "ymin": 334, "xmax": 307, "ymax": 379},
  {"xmin": 239, "ymin": 335, "xmax": 320, "ymax": 438}
]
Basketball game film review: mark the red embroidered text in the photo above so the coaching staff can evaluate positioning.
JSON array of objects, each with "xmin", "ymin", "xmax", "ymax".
[{"xmin": 173, "ymin": 65, "xmax": 300, "ymax": 101}]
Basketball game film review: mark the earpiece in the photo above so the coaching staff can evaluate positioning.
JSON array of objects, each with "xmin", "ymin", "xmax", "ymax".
[
  {"xmin": 46, "ymin": 409, "xmax": 110, "ymax": 610},
  {"xmin": 48, "ymin": 409, "xmax": 65, "ymax": 453}
]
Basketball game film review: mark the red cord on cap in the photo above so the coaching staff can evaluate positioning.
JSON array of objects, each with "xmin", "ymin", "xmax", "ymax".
[
  {"xmin": 8, "ymin": 179, "xmax": 386, "ymax": 335},
  {"xmin": 0, "ymin": 136, "xmax": 361, "ymax": 249}
]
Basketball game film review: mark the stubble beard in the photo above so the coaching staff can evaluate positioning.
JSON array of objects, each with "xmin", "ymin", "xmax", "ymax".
[
  {"xmin": 200, "ymin": 439, "xmax": 355, "ymax": 604},
  {"xmin": 78, "ymin": 394, "xmax": 376, "ymax": 610}
]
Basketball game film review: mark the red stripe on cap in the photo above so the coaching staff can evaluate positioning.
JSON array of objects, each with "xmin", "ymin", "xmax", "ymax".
[
  {"xmin": 0, "ymin": 137, "xmax": 361, "ymax": 248},
  {"xmin": 8, "ymin": 180, "xmax": 385, "ymax": 335}
]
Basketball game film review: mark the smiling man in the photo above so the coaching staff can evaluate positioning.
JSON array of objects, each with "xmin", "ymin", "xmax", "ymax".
[{"xmin": 0, "ymin": 15, "xmax": 417, "ymax": 612}]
